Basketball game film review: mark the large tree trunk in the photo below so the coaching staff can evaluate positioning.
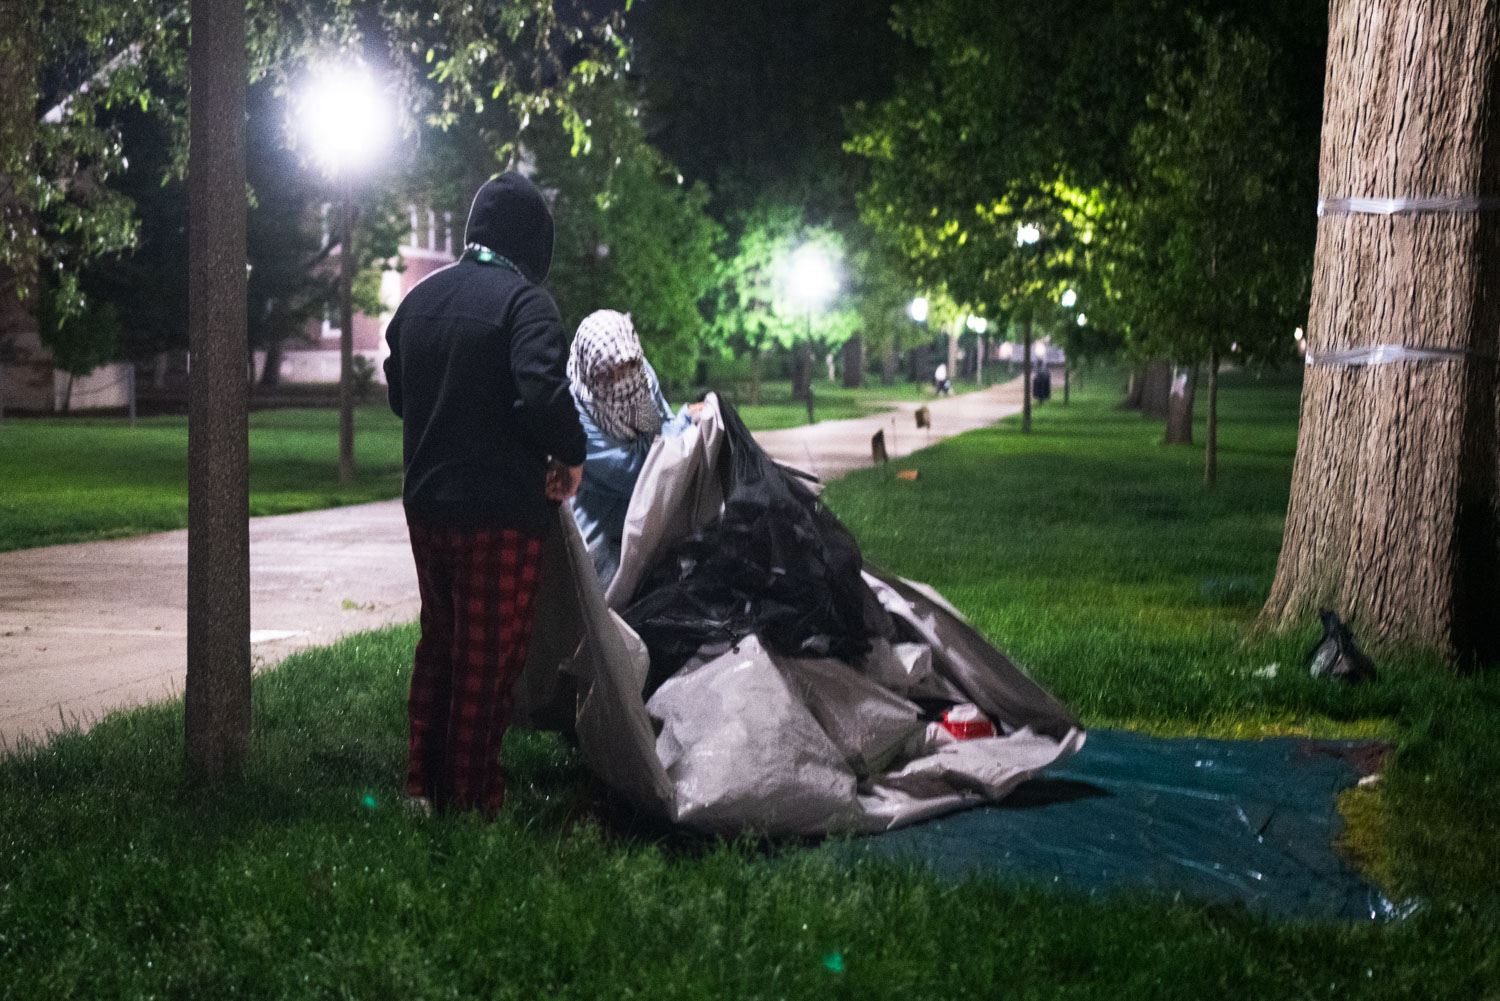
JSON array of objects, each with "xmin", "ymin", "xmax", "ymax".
[
  {"xmin": 749, "ymin": 344, "xmax": 763, "ymax": 405},
  {"xmin": 185, "ymin": 0, "xmax": 251, "ymax": 783},
  {"xmin": 1163, "ymin": 364, "xmax": 1198, "ymax": 445},
  {"xmin": 259, "ymin": 335, "xmax": 284, "ymax": 388},
  {"xmin": 1205, "ymin": 349, "xmax": 1219, "ymax": 487},
  {"xmin": 791, "ymin": 343, "xmax": 811, "ymax": 401},
  {"xmin": 1021, "ymin": 316, "xmax": 1032, "ymax": 434},
  {"xmin": 842, "ymin": 335, "xmax": 865, "ymax": 388},
  {"xmin": 1120, "ymin": 365, "xmax": 1145, "ymax": 409},
  {"xmin": 1260, "ymin": 0, "xmax": 1500, "ymax": 664},
  {"xmin": 881, "ymin": 343, "xmax": 896, "ymax": 386},
  {"xmin": 1139, "ymin": 360, "xmax": 1173, "ymax": 420}
]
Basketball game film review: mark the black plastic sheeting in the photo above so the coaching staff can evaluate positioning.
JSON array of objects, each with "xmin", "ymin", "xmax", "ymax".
[
  {"xmin": 849, "ymin": 729, "xmax": 1403, "ymax": 921},
  {"xmin": 622, "ymin": 398, "xmax": 890, "ymax": 696}
]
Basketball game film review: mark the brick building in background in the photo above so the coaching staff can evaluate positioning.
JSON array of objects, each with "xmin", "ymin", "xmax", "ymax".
[
  {"xmin": 0, "ymin": 205, "xmax": 456, "ymax": 415},
  {"xmin": 270, "ymin": 204, "xmax": 456, "ymax": 386}
]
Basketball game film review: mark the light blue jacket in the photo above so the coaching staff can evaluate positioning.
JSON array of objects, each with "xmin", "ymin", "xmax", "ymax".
[{"xmin": 570, "ymin": 362, "xmax": 692, "ymax": 587}]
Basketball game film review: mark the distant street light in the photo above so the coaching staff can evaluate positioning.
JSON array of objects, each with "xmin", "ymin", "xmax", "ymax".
[
  {"xmin": 785, "ymin": 243, "xmax": 838, "ymax": 422},
  {"xmin": 1016, "ymin": 223, "xmax": 1040, "ymax": 246},
  {"xmin": 1061, "ymin": 289, "xmax": 1077, "ymax": 308},
  {"xmin": 908, "ymin": 296, "xmax": 929, "ymax": 323},
  {"xmin": 298, "ymin": 63, "xmax": 390, "ymax": 486}
]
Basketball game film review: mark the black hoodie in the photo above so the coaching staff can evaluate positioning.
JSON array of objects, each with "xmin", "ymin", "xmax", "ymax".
[{"xmin": 384, "ymin": 172, "xmax": 586, "ymax": 532}]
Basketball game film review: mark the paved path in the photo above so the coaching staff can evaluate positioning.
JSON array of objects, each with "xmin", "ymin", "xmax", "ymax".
[{"xmin": 0, "ymin": 378, "xmax": 1026, "ymax": 752}]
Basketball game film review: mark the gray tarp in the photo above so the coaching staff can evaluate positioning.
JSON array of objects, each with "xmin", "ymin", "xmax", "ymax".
[{"xmin": 513, "ymin": 395, "xmax": 1084, "ymax": 836}]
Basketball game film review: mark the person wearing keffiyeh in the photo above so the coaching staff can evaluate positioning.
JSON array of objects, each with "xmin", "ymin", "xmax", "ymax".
[{"xmin": 567, "ymin": 309, "xmax": 695, "ymax": 586}]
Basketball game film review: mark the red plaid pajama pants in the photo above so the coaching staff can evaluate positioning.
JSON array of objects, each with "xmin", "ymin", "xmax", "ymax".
[{"xmin": 405, "ymin": 520, "xmax": 544, "ymax": 815}]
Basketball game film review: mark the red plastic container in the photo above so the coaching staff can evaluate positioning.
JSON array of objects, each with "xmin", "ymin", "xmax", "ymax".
[{"xmin": 939, "ymin": 705, "xmax": 996, "ymax": 740}]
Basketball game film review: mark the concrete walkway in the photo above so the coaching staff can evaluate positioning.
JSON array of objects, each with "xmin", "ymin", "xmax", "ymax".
[{"xmin": 0, "ymin": 378, "xmax": 1026, "ymax": 752}]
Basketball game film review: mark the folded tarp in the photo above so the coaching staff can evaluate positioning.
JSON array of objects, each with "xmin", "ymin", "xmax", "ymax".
[{"xmin": 513, "ymin": 394, "xmax": 1084, "ymax": 836}]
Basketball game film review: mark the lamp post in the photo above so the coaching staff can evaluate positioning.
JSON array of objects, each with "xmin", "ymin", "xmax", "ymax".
[
  {"xmin": 1016, "ymin": 222, "xmax": 1041, "ymax": 433},
  {"xmin": 904, "ymin": 296, "xmax": 928, "ymax": 386},
  {"xmin": 786, "ymin": 243, "xmax": 837, "ymax": 422},
  {"xmin": 966, "ymin": 313, "xmax": 988, "ymax": 386},
  {"xmin": 299, "ymin": 63, "xmax": 389, "ymax": 486},
  {"xmin": 1060, "ymin": 289, "xmax": 1079, "ymax": 405}
]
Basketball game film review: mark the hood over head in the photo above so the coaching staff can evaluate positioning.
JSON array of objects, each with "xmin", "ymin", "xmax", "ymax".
[{"xmin": 464, "ymin": 172, "xmax": 554, "ymax": 283}]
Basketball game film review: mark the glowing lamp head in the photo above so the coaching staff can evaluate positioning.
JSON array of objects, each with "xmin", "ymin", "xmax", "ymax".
[
  {"xmin": 908, "ymin": 296, "xmax": 929, "ymax": 323},
  {"xmin": 787, "ymin": 244, "xmax": 838, "ymax": 309},
  {"xmin": 1061, "ymin": 289, "xmax": 1077, "ymax": 308},
  {"xmin": 300, "ymin": 64, "xmax": 390, "ymax": 176},
  {"xmin": 1016, "ymin": 223, "xmax": 1040, "ymax": 246},
  {"xmin": 966, "ymin": 314, "xmax": 988, "ymax": 334}
]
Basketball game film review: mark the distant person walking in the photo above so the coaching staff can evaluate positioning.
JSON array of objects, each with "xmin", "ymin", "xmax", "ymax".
[
  {"xmin": 383, "ymin": 172, "xmax": 586, "ymax": 816},
  {"xmin": 933, "ymin": 362, "xmax": 951, "ymax": 396}
]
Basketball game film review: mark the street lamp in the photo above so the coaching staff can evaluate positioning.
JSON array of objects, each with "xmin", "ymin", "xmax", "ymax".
[
  {"xmin": 298, "ymin": 63, "xmax": 390, "ymax": 486},
  {"xmin": 908, "ymin": 296, "xmax": 929, "ymax": 323},
  {"xmin": 785, "ymin": 243, "xmax": 838, "ymax": 421},
  {"xmin": 966, "ymin": 314, "xmax": 989, "ymax": 386}
]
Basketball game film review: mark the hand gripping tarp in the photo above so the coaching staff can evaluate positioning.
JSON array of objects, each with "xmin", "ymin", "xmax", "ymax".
[{"xmin": 512, "ymin": 394, "xmax": 1084, "ymax": 836}]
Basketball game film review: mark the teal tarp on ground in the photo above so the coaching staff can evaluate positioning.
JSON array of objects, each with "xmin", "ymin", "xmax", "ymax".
[{"xmin": 854, "ymin": 730, "xmax": 1397, "ymax": 921}]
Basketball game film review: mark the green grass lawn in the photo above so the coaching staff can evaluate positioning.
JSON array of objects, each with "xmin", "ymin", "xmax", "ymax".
[
  {"xmin": 696, "ymin": 375, "xmax": 990, "ymax": 431},
  {"xmin": 2, "ymin": 369, "xmax": 1498, "ymax": 998},
  {"xmin": 0, "ymin": 379, "xmax": 983, "ymax": 552},
  {"xmin": 0, "ymin": 406, "xmax": 407, "ymax": 553}
]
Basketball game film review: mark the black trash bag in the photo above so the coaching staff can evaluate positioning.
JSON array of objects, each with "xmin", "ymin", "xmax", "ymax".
[
  {"xmin": 1032, "ymin": 366, "xmax": 1052, "ymax": 402},
  {"xmin": 1307, "ymin": 609, "xmax": 1377, "ymax": 683},
  {"xmin": 622, "ymin": 397, "xmax": 892, "ymax": 697}
]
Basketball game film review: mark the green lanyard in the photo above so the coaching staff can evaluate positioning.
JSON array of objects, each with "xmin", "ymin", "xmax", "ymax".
[{"xmin": 470, "ymin": 246, "xmax": 524, "ymax": 278}]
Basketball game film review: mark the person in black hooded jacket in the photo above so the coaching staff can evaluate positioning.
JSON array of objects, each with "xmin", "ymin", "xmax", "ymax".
[{"xmin": 384, "ymin": 171, "xmax": 586, "ymax": 816}]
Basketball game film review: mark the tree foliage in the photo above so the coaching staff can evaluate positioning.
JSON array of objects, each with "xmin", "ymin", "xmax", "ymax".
[
  {"xmin": 848, "ymin": 0, "xmax": 1325, "ymax": 376},
  {"xmin": 712, "ymin": 206, "xmax": 859, "ymax": 371},
  {"xmin": 534, "ymin": 77, "xmax": 721, "ymax": 386},
  {"xmin": 1111, "ymin": 18, "xmax": 1311, "ymax": 369},
  {"xmin": 2, "ymin": 0, "xmax": 632, "ymax": 365},
  {"xmin": 0, "ymin": 0, "xmax": 173, "ymax": 328}
]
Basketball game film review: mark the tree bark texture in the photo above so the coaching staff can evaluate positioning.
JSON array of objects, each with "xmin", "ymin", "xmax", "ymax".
[
  {"xmin": 1260, "ymin": 0, "xmax": 1500, "ymax": 664},
  {"xmin": 1120, "ymin": 365, "xmax": 1144, "ymax": 409},
  {"xmin": 337, "ymin": 187, "xmax": 356, "ymax": 485},
  {"xmin": 185, "ymin": 0, "xmax": 251, "ymax": 782},
  {"xmin": 259, "ymin": 336, "xmax": 284, "ymax": 387},
  {"xmin": 842, "ymin": 335, "xmax": 865, "ymax": 388},
  {"xmin": 881, "ymin": 344, "xmax": 896, "ymax": 386},
  {"xmin": 1164, "ymin": 364, "xmax": 1198, "ymax": 445},
  {"xmin": 1139, "ymin": 360, "xmax": 1173, "ymax": 420},
  {"xmin": 1021, "ymin": 317, "xmax": 1033, "ymax": 434},
  {"xmin": 791, "ymin": 343, "xmax": 811, "ymax": 401},
  {"xmin": 1205, "ymin": 349, "xmax": 1220, "ymax": 488}
]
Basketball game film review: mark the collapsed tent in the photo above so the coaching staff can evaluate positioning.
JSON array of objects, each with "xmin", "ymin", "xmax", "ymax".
[{"xmin": 513, "ymin": 394, "xmax": 1084, "ymax": 836}]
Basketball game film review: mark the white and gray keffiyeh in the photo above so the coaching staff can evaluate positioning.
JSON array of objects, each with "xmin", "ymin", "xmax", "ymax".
[{"xmin": 567, "ymin": 309, "xmax": 664, "ymax": 443}]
